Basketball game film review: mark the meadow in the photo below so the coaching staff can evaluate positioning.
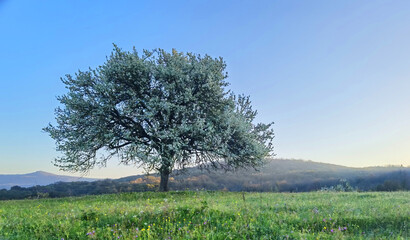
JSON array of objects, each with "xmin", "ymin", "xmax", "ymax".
[{"xmin": 0, "ymin": 191, "xmax": 408, "ymax": 239}]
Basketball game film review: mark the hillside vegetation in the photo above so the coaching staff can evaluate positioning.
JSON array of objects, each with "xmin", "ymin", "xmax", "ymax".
[
  {"xmin": 0, "ymin": 191, "xmax": 408, "ymax": 239},
  {"xmin": 1, "ymin": 159, "xmax": 408, "ymax": 200},
  {"xmin": 163, "ymin": 159, "xmax": 409, "ymax": 192}
]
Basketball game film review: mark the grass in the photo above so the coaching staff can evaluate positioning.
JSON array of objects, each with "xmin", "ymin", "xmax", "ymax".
[{"xmin": 0, "ymin": 191, "xmax": 408, "ymax": 239}]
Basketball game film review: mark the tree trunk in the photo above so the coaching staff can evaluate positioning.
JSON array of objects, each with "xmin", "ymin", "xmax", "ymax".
[{"xmin": 159, "ymin": 169, "xmax": 170, "ymax": 192}]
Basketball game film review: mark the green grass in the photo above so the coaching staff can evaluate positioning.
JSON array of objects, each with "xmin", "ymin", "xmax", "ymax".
[{"xmin": 0, "ymin": 191, "xmax": 408, "ymax": 239}]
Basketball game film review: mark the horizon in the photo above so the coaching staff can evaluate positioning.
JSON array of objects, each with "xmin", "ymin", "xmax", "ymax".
[{"xmin": 1, "ymin": 1, "xmax": 410, "ymax": 179}]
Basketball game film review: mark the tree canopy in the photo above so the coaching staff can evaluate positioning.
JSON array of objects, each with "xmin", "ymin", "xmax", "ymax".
[{"xmin": 44, "ymin": 45, "xmax": 274, "ymax": 191}]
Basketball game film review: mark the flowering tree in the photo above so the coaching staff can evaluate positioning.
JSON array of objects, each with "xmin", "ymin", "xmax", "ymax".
[{"xmin": 44, "ymin": 45, "xmax": 274, "ymax": 191}]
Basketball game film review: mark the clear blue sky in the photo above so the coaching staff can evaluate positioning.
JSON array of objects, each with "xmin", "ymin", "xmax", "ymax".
[{"xmin": 1, "ymin": 0, "xmax": 409, "ymax": 178}]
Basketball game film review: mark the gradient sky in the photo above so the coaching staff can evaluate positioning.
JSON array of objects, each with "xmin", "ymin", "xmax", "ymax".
[{"xmin": 1, "ymin": 0, "xmax": 409, "ymax": 178}]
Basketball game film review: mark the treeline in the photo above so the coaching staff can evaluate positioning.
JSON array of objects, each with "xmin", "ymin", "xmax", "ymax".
[
  {"xmin": 0, "ymin": 180, "xmax": 151, "ymax": 200},
  {"xmin": 1, "ymin": 159, "xmax": 408, "ymax": 200},
  {"xmin": 167, "ymin": 169, "xmax": 409, "ymax": 192},
  {"xmin": 0, "ymin": 170, "xmax": 408, "ymax": 200}
]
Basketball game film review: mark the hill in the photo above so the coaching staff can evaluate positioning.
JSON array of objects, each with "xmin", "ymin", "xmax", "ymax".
[
  {"xmin": 119, "ymin": 159, "xmax": 409, "ymax": 192},
  {"xmin": 0, "ymin": 171, "xmax": 97, "ymax": 190},
  {"xmin": 0, "ymin": 159, "xmax": 408, "ymax": 200}
]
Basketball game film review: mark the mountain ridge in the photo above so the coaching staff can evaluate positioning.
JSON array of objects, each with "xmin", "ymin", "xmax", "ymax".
[
  {"xmin": 0, "ymin": 171, "xmax": 97, "ymax": 190},
  {"xmin": 1, "ymin": 159, "xmax": 408, "ymax": 191}
]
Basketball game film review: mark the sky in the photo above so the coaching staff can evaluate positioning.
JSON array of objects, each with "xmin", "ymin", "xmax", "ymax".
[{"xmin": 0, "ymin": 0, "xmax": 409, "ymax": 178}]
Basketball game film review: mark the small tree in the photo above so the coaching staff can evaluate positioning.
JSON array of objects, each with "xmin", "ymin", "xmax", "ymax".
[{"xmin": 44, "ymin": 45, "xmax": 274, "ymax": 191}]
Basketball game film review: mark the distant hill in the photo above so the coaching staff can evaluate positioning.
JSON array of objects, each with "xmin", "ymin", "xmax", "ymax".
[
  {"xmin": 117, "ymin": 158, "xmax": 407, "ymax": 182},
  {"xmin": 0, "ymin": 171, "xmax": 97, "ymax": 190},
  {"xmin": 0, "ymin": 159, "xmax": 408, "ymax": 200},
  {"xmin": 117, "ymin": 158, "xmax": 410, "ymax": 192}
]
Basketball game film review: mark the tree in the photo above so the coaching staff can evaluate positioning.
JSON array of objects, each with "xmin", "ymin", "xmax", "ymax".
[{"xmin": 44, "ymin": 45, "xmax": 274, "ymax": 191}]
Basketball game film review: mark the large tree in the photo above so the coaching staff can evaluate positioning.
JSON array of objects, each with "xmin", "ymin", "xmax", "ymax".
[{"xmin": 44, "ymin": 46, "xmax": 274, "ymax": 191}]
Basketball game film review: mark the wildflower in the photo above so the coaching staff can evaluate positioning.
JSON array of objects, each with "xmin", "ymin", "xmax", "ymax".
[
  {"xmin": 324, "ymin": 227, "xmax": 326, "ymax": 230},
  {"xmin": 331, "ymin": 229, "xmax": 334, "ymax": 233}
]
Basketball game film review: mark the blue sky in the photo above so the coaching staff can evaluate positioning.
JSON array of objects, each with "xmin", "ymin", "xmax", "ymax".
[{"xmin": 1, "ymin": 0, "xmax": 409, "ymax": 178}]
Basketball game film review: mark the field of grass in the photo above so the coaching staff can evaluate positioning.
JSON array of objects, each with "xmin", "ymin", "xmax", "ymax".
[{"xmin": 0, "ymin": 191, "xmax": 408, "ymax": 239}]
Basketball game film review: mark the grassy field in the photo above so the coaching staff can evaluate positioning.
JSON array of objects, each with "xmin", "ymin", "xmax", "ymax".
[{"xmin": 0, "ymin": 191, "xmax": 408, "ymax": 239}]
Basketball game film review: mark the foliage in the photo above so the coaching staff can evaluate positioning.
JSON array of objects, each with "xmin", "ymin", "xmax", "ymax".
[
  {"xmin": 320, "ymin": 179, "xmax": 356, "ymax": 192},
  {"xmin": 0, "ymin": 191, "xmax": 408, "ymax": 239},
  {"xmin": 376, "ymin": 180, "xmax": 405, "ymax": 191},
  {"xmin": 44, "ymin": 45, "xmax": 274, "ymax": 191}
]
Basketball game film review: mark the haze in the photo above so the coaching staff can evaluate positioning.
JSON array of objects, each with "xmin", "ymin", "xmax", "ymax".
[{"xmin": 0, "ymin": 0, "xmax": 409, "ymax": 178}]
